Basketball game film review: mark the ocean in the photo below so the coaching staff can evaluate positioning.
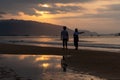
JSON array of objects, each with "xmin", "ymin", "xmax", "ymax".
[
  {"xmin": 0, "ymin": 36, "xmax": 120, "ymax": 80},
  {"xmin": 0, "ymin": 36, "xmax": 120, "ymax": 53}
]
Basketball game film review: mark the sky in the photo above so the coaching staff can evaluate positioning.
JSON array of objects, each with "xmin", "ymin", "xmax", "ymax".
[{"xmin": 0, "ymin": 0, "xmax": 120, "ymax": 34}]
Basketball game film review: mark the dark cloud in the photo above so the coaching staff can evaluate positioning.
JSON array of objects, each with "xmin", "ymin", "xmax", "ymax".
[
  {"xmin": 36, "ymin": 4, "xmax": 85, "ymax": 14},
  {"xmin": 0, "ymin": 12, "xmax": 6, "ymax": 14},
  {"xmin": 0, "ymin": 16, "xmax": 2, "ymax": 18},
  {"xmin": 97, "ymin": 3, "xmax": 120, "ymax": 12},
  {"xmin": 106, "ymin": 4, "xmax": 120, "ymax": 11},
  {"xmin": 83, "ymin": 13, "xmax": 120, "ymax": 19},
  {"xmin": 80, "ymin": 3, "xmax": 120, "ymax": 20},
  {"xmin": 53, "ymin": 10, "xmax": 120, "ymax": 20},
  {"xmin": 0, "ymin": 0, "xmax": 94, "ymax": 16},
  {"xmin": 1, "ymin": 0, "xmax": 119, "ymax": 20},
  {"xmin": 38, "ymin": 0, "xmax": 95, "ymax": 4},
  {"xmin": 0, "ymin": 12, "xmax": 6, "ymax": 18},
  {"xmin": 0, "ymin": 0, "xmax": 38, "ymax": 15}
]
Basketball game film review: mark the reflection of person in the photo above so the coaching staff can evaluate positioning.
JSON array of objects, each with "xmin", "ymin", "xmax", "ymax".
[
  {"xmin": 61, "ymin": 56, "xmax": 68, "ymax": 72},
  {"xmin": 73, "ymin": 28, "xmax": 84, "ymax": 50},
  {"xmin": 61, "ymin": 26, "xmax": 69, "ymax": 49}
]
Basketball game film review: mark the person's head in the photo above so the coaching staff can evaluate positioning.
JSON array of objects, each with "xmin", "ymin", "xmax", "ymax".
[
  {"xmin": 63, "ymin": 26, "xmax": 66, "ymax": 30},
  {"xmin": 75, "ymin": 28, "xmax": 78, "ymax": 32}
]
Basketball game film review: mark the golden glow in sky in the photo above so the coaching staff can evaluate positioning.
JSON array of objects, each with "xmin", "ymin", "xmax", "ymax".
[
  {"xmin": 39, "ymin": 4, "xmax": 50, "ymax": 8},
  {"xmin": 42, "ymin": 4, "xmax": 50, "ymax": 8},
  {"xmin": 1, "ymin": 0, "xmax": 120, "ymax": 33}
]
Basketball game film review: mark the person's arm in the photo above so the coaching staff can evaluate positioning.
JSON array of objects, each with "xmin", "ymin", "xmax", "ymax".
[{"xmin": 78, "ymin": 32, "xmax": 84, "ymax": 34}]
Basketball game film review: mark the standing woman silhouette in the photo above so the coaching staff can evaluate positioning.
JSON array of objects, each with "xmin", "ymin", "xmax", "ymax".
[{"xmin": 73, "ymin": 28, "xmax": 84, "ymax": 50}]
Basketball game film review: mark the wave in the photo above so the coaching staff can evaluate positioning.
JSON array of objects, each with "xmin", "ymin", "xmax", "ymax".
[{"xmin": 0, "ymin": 36, "xmax": 120, "ymax": 53}]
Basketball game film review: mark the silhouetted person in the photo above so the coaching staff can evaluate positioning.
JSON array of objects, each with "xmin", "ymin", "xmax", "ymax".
[
  {"xmin": 61, "ymin": 56, "xmax": 68, "ymax": 72},
  {"xmin": 61, "ymin": 26, "xmax": 69, "ymax": 49},
  {"xmin": 73, "ymin": 28, "xmax": 84, "ymax": 50}
]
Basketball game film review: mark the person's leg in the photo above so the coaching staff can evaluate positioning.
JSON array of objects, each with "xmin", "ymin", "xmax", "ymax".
[
  {"xmin": 74, "ymin": 40, "xmax": 76, "ymax": 49},
  {"xmin": 74, "ymin": 40, "xmax": 77, "ymax": 50},
  {"xmin": 63, "ymin": 67, "xmax": 66, "ymax": 72},
  {"xmin": 63, "ymin": 39, "xmax": 65, "ymax": 49},
  {"xmin": 76, "ymin": 41, "xmax": 78, "ymax": 50},
  {"xmin": 74, "ymin": 41, "xmax": 78, "ymax": 50},
  {"xmin": 65, "ymin": 39, "xmax": 67, "ymax": 49}
]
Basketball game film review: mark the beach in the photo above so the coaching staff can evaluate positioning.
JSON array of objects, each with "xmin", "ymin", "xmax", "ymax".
[{"xmin": 0, "ymin": 43, "xmax": 120, "ymax": 79}]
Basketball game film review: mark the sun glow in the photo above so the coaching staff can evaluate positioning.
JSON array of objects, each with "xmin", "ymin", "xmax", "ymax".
[
  {"xmin": 39, "ymin": 4, "xmax": 50, "ymax": 8},
  {"xmin": 35, "ymin": 10, "xmax": 49, "ymax": 15},
  {"xmin": 42, "ymin": 4, "xmax": 49, "ymax": 7},
  {"xmin": 42, "ymin": 63, "xmax": 50, "ymax": 68}
]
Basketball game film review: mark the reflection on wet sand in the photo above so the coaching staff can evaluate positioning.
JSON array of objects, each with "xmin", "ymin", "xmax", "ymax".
[
  {"xmin": 42, "ymin": 63, "xmax": 50, "ymax": 68},
  {"xmin": 61, "ymin": 56, "xmax": 68, "ymax": 72},
  {"xmin": 0, "ymin": 54, "xmax": 106, "ymax": 80},
  {"xmin": 35, "ymin": 55, "xmax": 50, "ymax": 61}
]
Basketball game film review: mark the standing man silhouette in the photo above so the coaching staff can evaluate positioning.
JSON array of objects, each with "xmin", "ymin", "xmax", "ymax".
[{"xmin": 61, "ymin": 26, "xmax": 69, "ymax": 49}]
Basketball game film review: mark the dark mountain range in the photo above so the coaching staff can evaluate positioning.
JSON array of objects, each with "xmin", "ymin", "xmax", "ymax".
[
  {"xmin": 0, "ymin": 19, "xmax": 101, "ymax": 36},
  {"xmin": 0, "ymin": 19, "xmax": 73, "ymax": 36}
]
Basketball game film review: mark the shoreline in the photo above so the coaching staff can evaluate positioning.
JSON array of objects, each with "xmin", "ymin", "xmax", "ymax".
[
  {"xmin": 0, "ymin": 43, "xmax": 120, "ymax": 79},
  {"xmin": 0, "ymin": 43, "xmax": 119, "ymax": 54},
  {"xmin": 0, "ymin": 43, "xmax": 117, "ymax": 54}
]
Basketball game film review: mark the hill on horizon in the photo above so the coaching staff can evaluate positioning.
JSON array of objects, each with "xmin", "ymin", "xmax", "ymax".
[{"xmin": 0, "ymin": 19, "xmax": 73, "ymax": 36}]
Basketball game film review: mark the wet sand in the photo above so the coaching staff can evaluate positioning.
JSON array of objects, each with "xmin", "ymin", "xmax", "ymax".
[{"xmin": 0, "ymin": 43, "xmax": 120, "ymax": 79}]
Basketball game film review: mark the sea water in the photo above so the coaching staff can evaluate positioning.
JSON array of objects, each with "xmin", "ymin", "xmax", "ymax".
[{"xmin": 0, "ymin": 36, "xmax": 120, "ymax": 53}]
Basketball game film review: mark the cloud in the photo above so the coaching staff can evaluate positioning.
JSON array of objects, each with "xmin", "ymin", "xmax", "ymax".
[
  {"xmin": 0, "ymin": 0, "xmax": 119, "ymax": 20},
  {"xmin": 57, "ymin": 3, "xmax": 120, "ymax": 20},
  {"xmin": 52, "ymin": 10, "xmax": 120, "ymax": 20},
  {"xmin": 0, "ymin": 12, "xmax": 6, "ymax": 18},
  {"xmin": 90, "ymin": 3, "xmax": 120, "ymax": 20},
  {"xmin": 0, "ymin": 0, "xmax": 94, "ymax": 16},
  {"xmin": 0, "ymin": 12, "xmax": 6, "ymax": 14},
  {"xmin": 97, "ymin": 3, "xmax": 120, "ymax": 12},
  {"xmin": 84, "ymin": 13, "xmax": 120, "ymax": 20},
  {"xmin": 0, "ymin": 0, "xmax": 40, "ymax": 16},
  {"xmin": 35, "ymin": 4, "xmax": 85, "ymax": 14},
  {"xmin": 105, "ymin": 3, "xmax": 120, "ymax": 11},
  {"xmin": 38, "ymin": 0, "xmax": 95, "ymax": 4}
]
